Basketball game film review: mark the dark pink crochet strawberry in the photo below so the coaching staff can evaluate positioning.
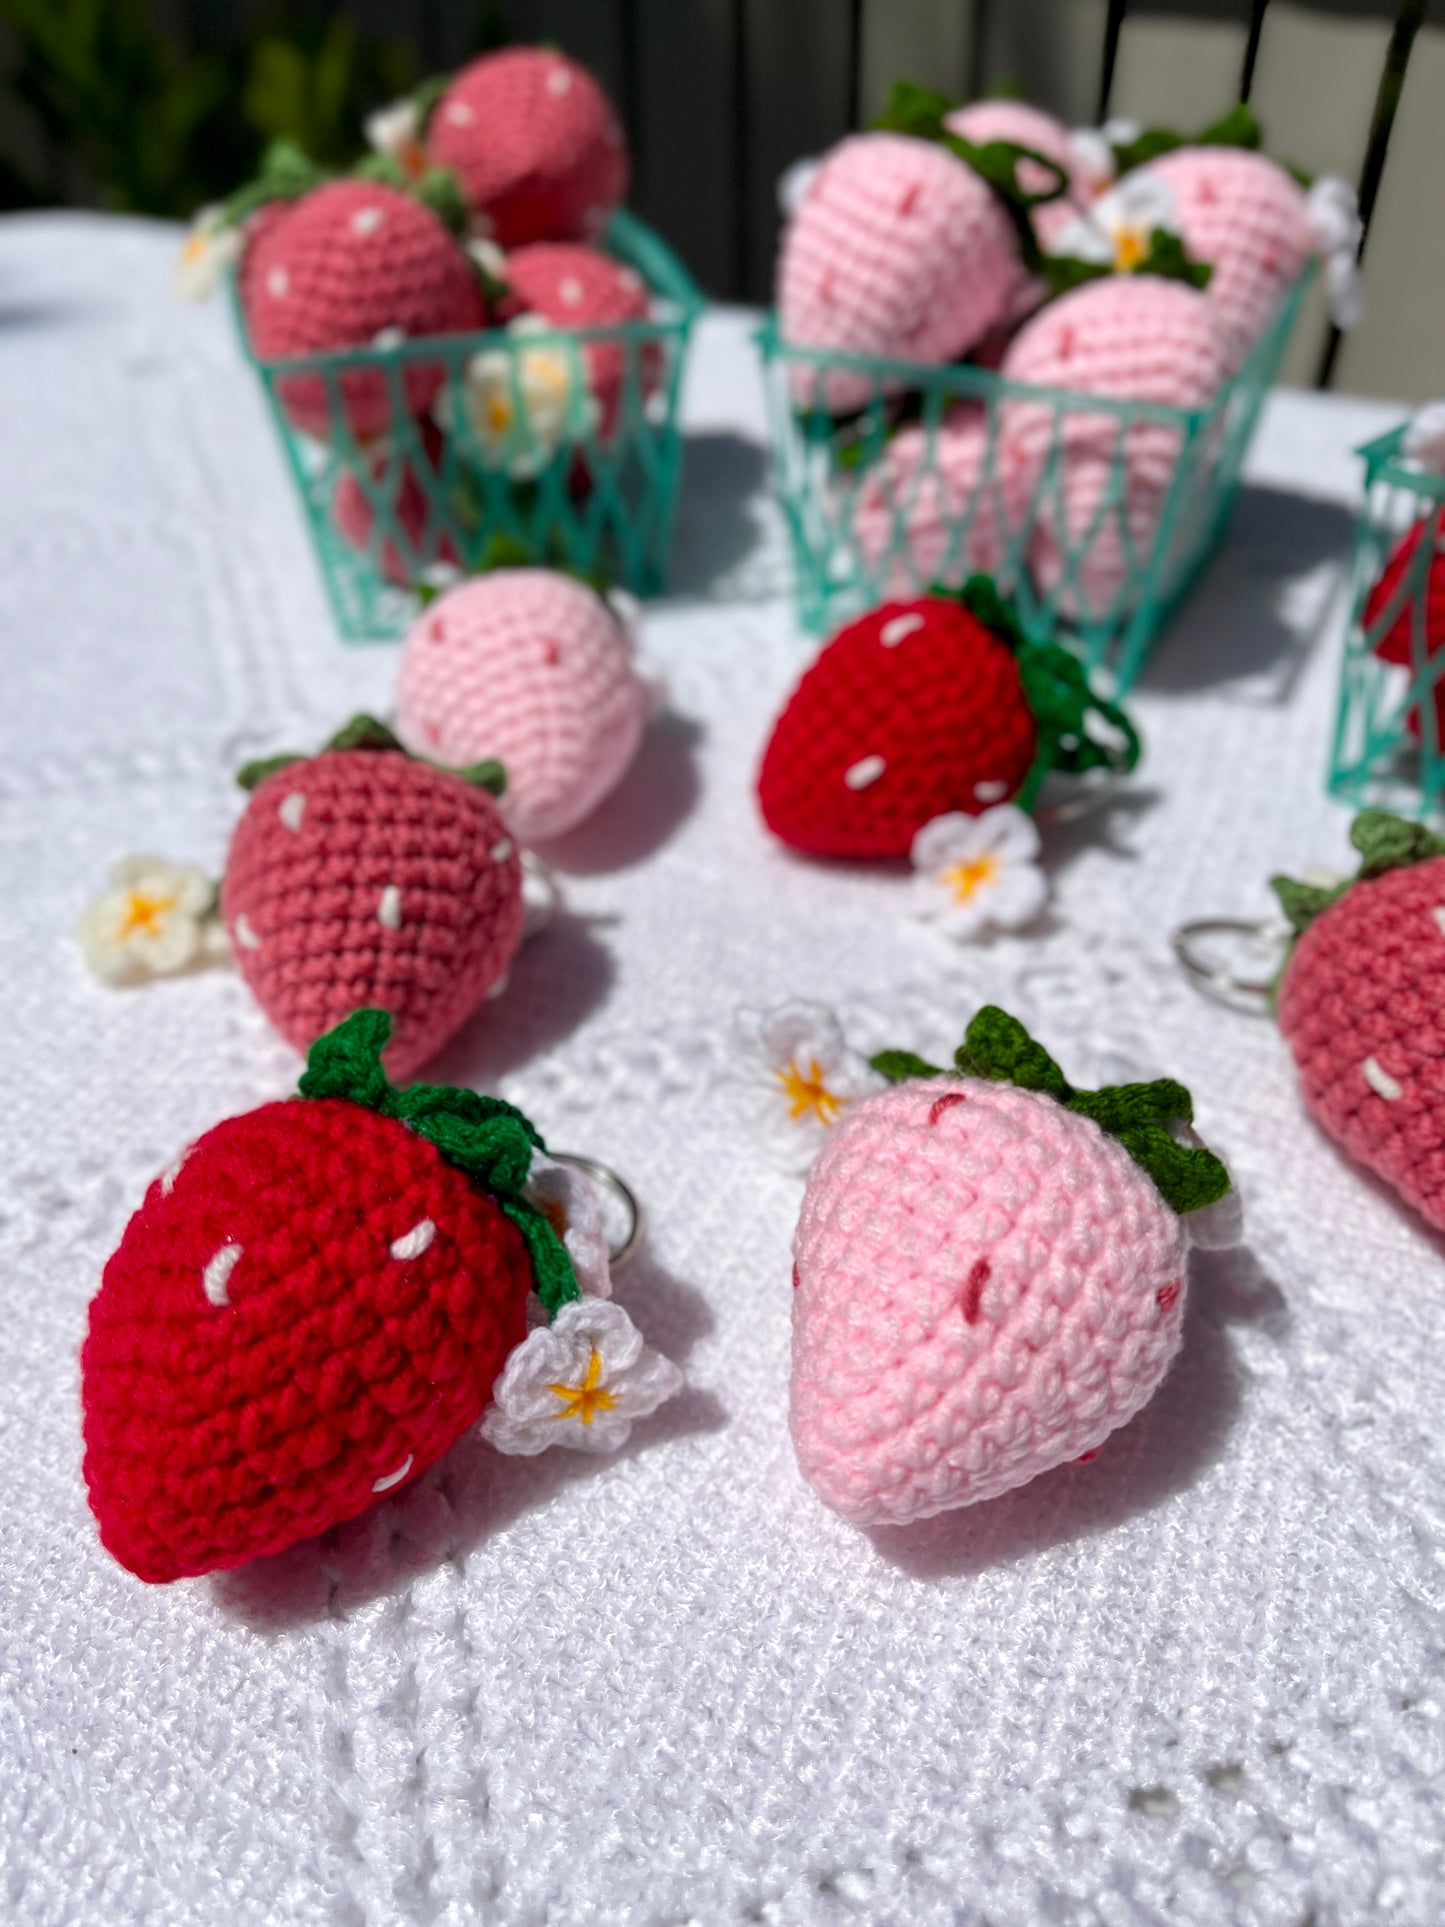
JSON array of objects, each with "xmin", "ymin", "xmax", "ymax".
[
  {"xmin": 426, "ymin": 48, "xmax": 629, "ymax": 248},
  {"xmin": 243, "ymin": 179, "xmax": 486, "ymax": 439},
  {"xmin": 221, "ymin": 717, "xmax": 521, "ymax": 1079},
  {"xmin": 1273, "ymin": 810, "xmax": 1445, "ymax": 1232},
  {"xmin": 757, "ymin": 579, "xmax": 1139, "ymax": 860},
  {"xmin": 498, "ymin": 241, "xmax": 653, "ymax": 434},
  {"xmin": 332, "ymin": 420, "xmax": 461, "ymax": 587}
]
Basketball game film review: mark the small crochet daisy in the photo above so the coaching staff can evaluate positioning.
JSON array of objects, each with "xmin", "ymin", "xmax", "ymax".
[
  {"xmin": 76, "ymin": 856, "xmax": 223, "ymax": 984},
  {"xmin": 734, "ymin": 1001, "xmax": 886, "ymax": 1173},
  {"xmin": 909, "ymin": 806, "xmax": 1048, "ymax": 940},
  {"xmin": 444, "ymin": 317, "xmax": 598, "ymax": 476},
  {"xmin": 1046, "ymin": 169, "xmax": 1181, "ymax": 273},
  {"xmin": 481, "ymin": 1297, "xmax": 683, "ymax": 1455}
]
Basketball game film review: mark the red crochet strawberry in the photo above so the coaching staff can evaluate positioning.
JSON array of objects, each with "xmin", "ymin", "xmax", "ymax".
[
  {"xmin": 1363, "ymin": 520, "xmax": 1445, "ymax": 742},
  {"xmin": 221, "ymin": 717, "xmax": 521, "ymax": 1080},
  {"xmin": 1272, "ymin": 810, "xmax": 1445, "ymax": 1232},
  {"xmin": 756, "ymin": 579, "xmax": 1139, "ymax": 859},
  {"xmin": 426, "ymin": 48, "xmax": 629, "ymax": 248},
  {"xmin": 498, "ymin": 241, "xmax": 653, "ymax": 434},
  {"xmin": 82, "ymin": 1009, "xmax": 580, "ymax": 1582},
  {"xmin": 242, "ymin": 179, "xmax": 486, "ymax": 439}
]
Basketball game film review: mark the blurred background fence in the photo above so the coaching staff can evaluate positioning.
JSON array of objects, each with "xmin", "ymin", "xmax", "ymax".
[{"xmin": 1, "ymin": 0, "xmax": 1440, "ymax": 396}]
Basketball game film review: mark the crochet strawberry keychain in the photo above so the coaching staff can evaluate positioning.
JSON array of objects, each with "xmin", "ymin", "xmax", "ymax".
[
  {"xmin": 76, "ymin": 715, "xmax": 560, "ymax": 1079},
  {"xmin": 1176, "ymin": 811, "xmax": 1445, "ymax": 1235},
  {"xmin": 82, "ymin": 1009, "xmax": 681, "ymax": 1582},
  {"xmin": 790, "ymin": 1006, "xmax": 1233, "ymax": 1526},
  {"xmin": 757, "ymin": 575, "xmax": 1139, "ymax": 860}
]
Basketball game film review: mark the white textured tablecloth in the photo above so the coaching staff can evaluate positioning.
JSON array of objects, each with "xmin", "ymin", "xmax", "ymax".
[{"xmin": 2, "ymin": 213, "xmax": 1441, "ymax": 1927}]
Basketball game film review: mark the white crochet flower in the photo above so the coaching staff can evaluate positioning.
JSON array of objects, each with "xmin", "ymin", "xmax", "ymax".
[
  {"xmin": 1402, "ymin": 401, "xmax": 1445, "ymax": 474},
  {"xmin": 364, "ymin": 97, "xmax": 427, "ymax": 178},
  {"xmin": 481, "ymin": 1298, "xmax": 684, "ymax": 1456},
  {"xmin": 76, "ymin": 855, "xmax": 217, "ymax": 984},
  {"xmin": 1049, "ymin": 169, "xmax": 1179, "ymax": 271},
  {"xmin": 734, "ymin": 1001, "xmax": 885, "ymax": 1174},
  {"xmin": 524, "ymin": 1151, "xmax": 612, "ymax": 1299},
  {"xmin": 1306, "ymin": 176, "xmax": 1363, "ymax": 330},
  {"xmin": 910, "ymin": 807, "xmax": 1048, "ymax": 941},
  {"xmin": 172, "ymin": 207, "xmax": 241, "ymax": 302},
  {"xmin": 448, "ymin": 317, "xmax": 599, "ymax": 476}
]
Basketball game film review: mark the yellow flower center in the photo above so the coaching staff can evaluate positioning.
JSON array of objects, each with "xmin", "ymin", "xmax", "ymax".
[
  {"xmin": 549, "ymin": 1346, "xmax": 617, "ymax": 1425},
  {"xmin": 942, "ymin": 854, "xmax": 1000, "ymax": 904},
  {"xmin": 399, "ymin": 139, "xmax": 427, "ymax": 180},
  {"xmin": 775, "ymin": 1057, "xmax": 845, "ymax": 1126},
  {"xmin": 181, "ymin": 232, "xmax": 209, "ymax": 263},
  {"xmin": 119, "ymin": 890, "xmax": 176, "ymax": 938},
  {"xmin": 1114, "ymin": 224, "xmax": 1148, "ymax": 272},
  {"xmin": 485, "ymin": 393, "xmax": 514, "ymax": 434}
]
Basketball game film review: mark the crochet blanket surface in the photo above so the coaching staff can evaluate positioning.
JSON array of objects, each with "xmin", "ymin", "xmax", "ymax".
[{"xmin": 1, "ymin": 214, "xmax": 1440, "ymax": 1927}]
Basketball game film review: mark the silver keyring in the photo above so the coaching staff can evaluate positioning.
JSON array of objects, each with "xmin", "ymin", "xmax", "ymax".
[
  {"xmin": 520, "ymin": 851, "xmax": 561, "ymax": 941},
  {"xmin": 1171, "ymin": 917, "xmax": 1285, "ymax": 1001},
  {"xmin": 1033, "ymin": 770, "xmax": 1130, "ymax": 827},
  {"xmin": 548, "ymin": 1151, "xmax": 643, "ymax": 1268}
]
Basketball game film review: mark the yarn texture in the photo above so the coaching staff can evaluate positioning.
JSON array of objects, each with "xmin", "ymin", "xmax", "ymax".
[
  {"xmin": 426, "ymin": 49, "xmax": 628, "ymax": 248},
  {"xmin": 331, "ymin": 421, "xmax": 458, "ymax": 587},
  {"xmin": 851, "ymin": 406, "xmax": 1004, "ymax": 592},
  {"xmin": 498, "ymin": 242, "xmax": 652, "ymax": 435},
  {"xmin": 1274, "ymin": 812, "xmax": 1445, "ymax": 1234},
  {"xmin": 242, "ymin": 180, "xmax": 485, "ymax": 440},
  {"xmin": 395, "ymin": 568, "xmax": 650, "ymax": 844},
  {"xmin": 221, "ymin": 734, "xmax": 523, "ymax": 1078},
  {"xmin": 777, "ymin": 133, "xmax": 1021, "ymax": 413}
]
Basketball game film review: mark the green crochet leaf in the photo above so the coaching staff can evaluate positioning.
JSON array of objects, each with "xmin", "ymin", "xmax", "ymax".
[
  {"xmin": 412, "ymin": 165, "xmax": 469, "ymax": 235},
  {"xmin": 1111, "ymin": 101, "xmax": 1262, "ymax": 178},
  {"xmin": 296, "ymin": 1010, "xmax": 581, "ymax": 1313},
  {"xmin": 455, "ymin": 759, "xmax": 507, "ymax": 797},
  {"xmin": 877, "ymin": 1006, "xmax": 1231, "ymax": 1215},
  {"xmin": 220, "ymin": 138, "xmax": 329, "ymax": 228},
  {"xmin": 234, "ymin": 714, "xmax": 509, "ymax": 797},
  {"xmin": 412, "ymin": 73, "xmax": 451, "ymax": 138},
  {"xmin": 869, "ymin": 1049, "xmax": 947, "ymax": 1084},
  {"xmin": 1270, "ymin": 875, "xmax": 1346, "ymax": 936},
  {"xmin": 1270, "ymin": 810, "xmax": 1445, "ymax": 937},
  {"xmin": 1139, "ymin": 227, "xmax": 1213, "ymax": 291},
  {"xmin": 235, "ymin": 752, "xmax": 303, "ymax": 791}
]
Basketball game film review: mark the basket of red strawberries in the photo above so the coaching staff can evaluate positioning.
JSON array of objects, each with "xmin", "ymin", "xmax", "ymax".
[
  {"xmin": 761, "ymin": 83, "xmax": 1362, "ymax": 691},
  {"xmin": 180, "ymin": 46, "xmax": 702, "ymax": 640}
]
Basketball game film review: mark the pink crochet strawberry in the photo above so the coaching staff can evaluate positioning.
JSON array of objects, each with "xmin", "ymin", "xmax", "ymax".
[
  {"xmin": 395, "ymin": 569, "xmax": 651, "ymax": 844},
  {"xmin": 426, "ymin": 48, "xmax": 629, "ymax": 247},
  {"xmin": 332, "ymin": 420, "xmax": 461, "ymax": 586},
  {"xmin": 850, "ymin": 406, "xmax": 1005, "ymax": 595},
  {"xmin": 791, "ymin": 1006, "xmax": 1232, "ymax": 1525},
  {"xmin": 498, "ymin": 241, "xmax": 653, "ymax": 434},
  {"xmin": 1145, "ymin": 148, "xmax": 1316, "ymax": 371},
  {"xmin": 999, "ymin": 275, "xmax": 1229, "ymax": 622},
  {"xmin": 221, "ymin": 717, "xmax": 522, "ymax": 1079},
  {"xmin": 777, "ymin": 131, "xmax": 1023, "ymax": 413},
  {"xmin": 944, "ymin": 98, "xmax": 1086, "ymax": 269},
  {"xmin": 1272, "ymin": 811, "xmax": 1445, "ymax": 1233},
  {"xmin": 242, "ymin": 179, "xmax": 486, "ymax": 440},
  {"xmin": 757, "ymin": 579, "xmax": 1138, "ymax": 859},
  {"xmin": 82, "ymin": 1008, "xmax": 579, "ymax": 1581},
  {"xmin": 1363, "ymin": 520, "xmax": 1445, "ymax": 742}
]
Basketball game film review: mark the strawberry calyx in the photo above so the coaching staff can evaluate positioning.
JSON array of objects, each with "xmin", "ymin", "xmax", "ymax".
[
  {"xmin": 870, "ymin": 1004, "xmax": 1230, "ymax": 1215},
  {"xmin": 1272, "ymin": 809, "xmax": 1445, "ymax": 937},
  {"xmin": 948, "ymin": 576, "xmax": 1142, "ymax": 809},
  {"xmin": 299, "ymin": 1009, "xmax": 582, "ymax": 1315},
  {"xmin": 220, "ymin": 139, "xmax": 469, "ymax": 238},
  {"xmin": 235, "ymin": 713, "xmax": 506, "ymax": 798}
]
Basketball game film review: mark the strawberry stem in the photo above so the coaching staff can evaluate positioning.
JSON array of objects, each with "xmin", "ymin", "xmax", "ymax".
[
  {"xmin": 1271, "ymin": 809, "xmax": 1445, "ymax": 937},
  {"xmin": 298, "ymin": 1010, "xmax": 581, "ymax": 1314},
  {"xmin": 235, "ymin": 713, "xmax": 507, "ymax": 796}
]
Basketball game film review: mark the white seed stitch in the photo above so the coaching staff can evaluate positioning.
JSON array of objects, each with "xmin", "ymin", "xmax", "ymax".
[
  {"xmin": 446, "ymin": 100, "xmax": 475, "ymax": 126},
  {"xmin": 844, "ymin": 754, "xmax": 887, "ymax": 790},
  {"xmin": 390, "ymin": 1219, "xmax": 436, "ymax": 1261},
  {"xmin": 372, "ymin": 1454, "xmax": 414, "ymax": 1494},
  {"xmin": 974, "ymin": 779, "xmax": 1010, "ymax": 803},
  {"xmin": 278, "ymin": 791, "xmax": 306, "ymax": 833},
  {"xmin": 1363, "ymin": 1055, "xmax": 1403, "ymax": 1102},
  {"xmin": 378, "ymin": 885, "xmax": 403, "ymax": 930},
  {"xmin": 373, "ymin": 324, "xmax": 406, "ymax": 350},
  {"xmin": 1433, "ymin": 906, "xmax": 1445, "ymax": 938},
  {"xmin": 351, "ymin": 205, "xmax": 385, "ymax": 238},
  {"xmin": 267, "ymin": 266, "xmax": 290, "ymax": 299},
  {"xmin": 880, "ymin": 612, "xmax": 925, "ymax": 648},
  {"xmin": 490, "ymin": 838, "xmax": 515, "ymax": 863},
  {"xmin": 547, "ymin": 65, "xmax": 573, "ymax": 95},
  {"xmin": 558, "ymin": 276, "xmax": 584, "ymax": 307},
  {"xmin": 233, "ymin": 913, "xmax": 262, "ymax": 950},
  {"xmin": 160, "ymin": 1146, "xmax": 191, "ymax": 1196},
  {"xmin": 202, "ymin": 1242, "xmax": 243, "ymax": 1307}
]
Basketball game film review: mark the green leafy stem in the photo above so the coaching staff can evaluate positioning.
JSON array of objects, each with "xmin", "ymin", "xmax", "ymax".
[
  {"xmin": 235, "ymin": 712, "xmax": 506, "ymax": 798},
  {"xmin": 1272, "ymin": 808, "xmax": 1445, "ymax": 936},
  {"xmin": 871, "ymin": 1005, "xmax": 1230, "ymax": 1216},
  {"xmin": 220, "ymin": 135, "xmax": 470, "ymax": 237},
  {"xmin": 299, "ymin": 1009, "xmax": 581, "ymax": 1315}
]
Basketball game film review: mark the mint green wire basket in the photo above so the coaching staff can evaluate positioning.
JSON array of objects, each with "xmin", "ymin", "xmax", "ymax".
[
  {"xmin": 233, "ymin": 209, "xmax": 703, "ymax": 641},
  {"xmin": 759, "ymin": 266, "xmax": 1311, "ymax": 693},
  {"xmin": 1330, "ymin": 424, "xmax": 1445, "ymax": 822}
]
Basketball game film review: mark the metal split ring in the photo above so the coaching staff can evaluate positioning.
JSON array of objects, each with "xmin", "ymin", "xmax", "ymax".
[
  {"xmin": 548, "ymin": 1151, "xmax": 643, "ymax": 1269},
  {"xmin": 1171, "ymin": 917, "xmax": 1287, "ymax": 1002}
]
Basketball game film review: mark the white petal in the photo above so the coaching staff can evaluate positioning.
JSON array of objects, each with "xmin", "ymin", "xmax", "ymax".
[
  {"xmin": 980, "ymin": 862, "xmax": 1049, "ymax": 930},
  {"xmin": 778, "ymin": 156, "xmax": 822, "ymax": 219},
  {"xmin": 910, "ymin": 811, "xmax": 990, "ymax": 873},
  {"xmin": 1047, "ymin": 213, "xmax": 1114, "ymax": 264},
  {"xmin": 973, "ymin": 803, "xmax": 1042, "ymax": 863}
]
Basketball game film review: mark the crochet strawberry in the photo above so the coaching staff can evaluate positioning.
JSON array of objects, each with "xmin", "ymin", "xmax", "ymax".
[
  {"xmin": 221, "ymin": 717, "xmax": 521, "ymax": 1079},
  {"xmin": 1272, "ymin": 811, "xmax": 1445, "ymax": 1233},
  {"xmin": 426, "ymin": 48, "xmax": 629, "ymax": 248},
  {"xmin": 498, "ymin": 241, "xmax": 653, "ymax": 435},
  {"xmin": 1363, "ymin": 520, "xmax": 1445, "ymax": 742},
  {"xmin": 791, "ymin": 1007, "xmax": 1232, "ymax": 1525},
  {"xmin": 850, "ymin": 406, "xmax": 1004, "ymax": 595},
  {"xmin": 332, "ymin": 420, "xmax": 461, "ymax": 587},
  {"xmin": 756, "ymin": 578, "xmax": 1139, "ymax": 860},
  {"xmin": 242, "ymin": 179, "xmax": 486, "ymax": 439},
  {"xmin": 395, "ymin": 569, "xmax": 652, "ymax": 844},
  {"xmin": 81, "ymin": 1009, "xmax": 582, "ymax": 1581}
]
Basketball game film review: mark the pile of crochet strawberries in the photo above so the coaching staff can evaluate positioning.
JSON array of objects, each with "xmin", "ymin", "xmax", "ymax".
[
  {"xmin": 776, "ymin": 86, "xmax": 1359, "ymax": 619},
  {"xmin": 180, "ymin": 46, "xmax": 650, "ymax": 581}
]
